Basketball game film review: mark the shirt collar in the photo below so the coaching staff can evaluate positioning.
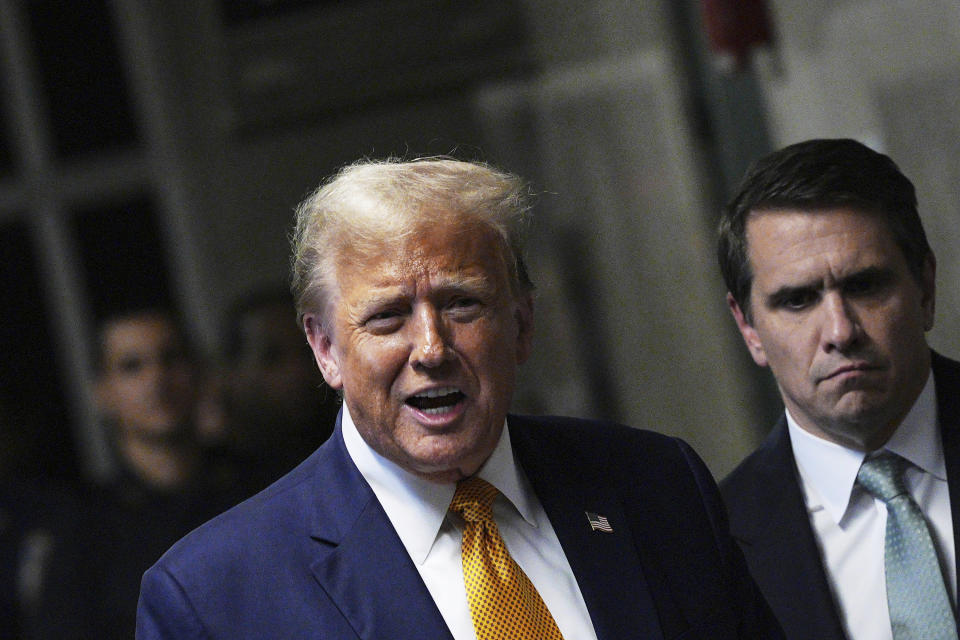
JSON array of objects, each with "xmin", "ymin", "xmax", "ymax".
[
  {"xmin": 884, "ymin": 371, "xmax": 944, "ymax": 480},
  {"xmin": 788, "ymin": 368, "xmax": 941, "ymax": 524},
  {"xmin": 341, "ymin": 406, "xmax": 536, "ymax": 565}
]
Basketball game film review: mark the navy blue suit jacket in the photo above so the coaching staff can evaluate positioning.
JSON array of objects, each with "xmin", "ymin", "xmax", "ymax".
[
  {"xmin": 137, "ymin": 414, "xmax": 782, "ymax": 639},
  {"xmin": 721, "ymin": 352, "xmax": 960, "ymax": 640}
]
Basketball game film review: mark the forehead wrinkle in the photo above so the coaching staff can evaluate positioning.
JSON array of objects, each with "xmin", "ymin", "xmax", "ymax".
[
  {"xmin": 371, "ymin": 272, "xmax": 497, "ymax": 307},
  {"xmin": 344, "ymin": 268, "xmax": 494, "ymax": 308}
]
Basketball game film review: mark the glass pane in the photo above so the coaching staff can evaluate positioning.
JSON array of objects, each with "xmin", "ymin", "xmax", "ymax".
[
  {"xmin": 25, "ymin": 0, "xmax": 139, "ymax": 158},
  {"xmin": 0, "ymin": 220, "xmax": 78, "ymax": 483},
  {"xmin": 221, "ymin": 0, "xmax": 332, "ymax": 26},
  {"xmin": 71, "ymin": 194, "xmax": 173, "ymax": 320}
]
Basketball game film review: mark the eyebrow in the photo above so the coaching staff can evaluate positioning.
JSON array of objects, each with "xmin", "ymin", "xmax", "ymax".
[
  {"xmin": 763, "ymin": 265, "xmax": 896, "ymax": 307},
  {"xmin": 837, "ymin": 265, "xmax": 896, "ymax": 287},
  {"xmin": 765, "ymin": 283, "xmax": 819, "ymax": 308},
  {"xmin": 432, "ymin": 273, "xmax": 497, "ymax": 295}
]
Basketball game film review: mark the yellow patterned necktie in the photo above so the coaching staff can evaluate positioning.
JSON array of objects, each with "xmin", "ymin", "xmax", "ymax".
[{"xmin": 449, "ymin": 476, "xmax": 565, "ymax": 640}]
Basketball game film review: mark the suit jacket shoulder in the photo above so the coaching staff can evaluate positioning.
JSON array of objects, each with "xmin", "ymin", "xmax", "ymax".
[
  {"xmin": 509, "ymin": 415, "xmax": 783, "ymax": 639},
  {"xmin": 932, "ymin": 352, "xmax": 960, "ymax": 600},
  {"xmin": 137, "ymin": 426, "xmax": 453, "ymax": 640},
  {"xmin": 720, "ymin": 418, "xmax": 848, "ymax": 640},
  {"xmin": 138, "ymin": 414, "xmax": 782, "ymax": 639},
  {"xmin": 722, "ymin": 350, "xmax": 960, "ymax": 640},
  {"xmin": 933, "ymin": 351, "xmax": 960, "ymax": 437}
]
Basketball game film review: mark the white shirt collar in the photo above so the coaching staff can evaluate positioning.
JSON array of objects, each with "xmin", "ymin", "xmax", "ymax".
[
  {"xmin": 788, "ymin": 368, "xmax": 941, "ymax": 524},
  {"xmin": 341, "ymin": 406, "xmax": 537, "ymax": 566}
]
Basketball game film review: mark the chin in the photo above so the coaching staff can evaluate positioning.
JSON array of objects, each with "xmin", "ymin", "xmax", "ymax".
[
  {"xmin": 407, "ymin": 448, "xmax": 486, "ymax": 481},
  {"xmin": 135, "ymin": 419, "xmax": 192, "ymax": 441},
  {"xmin": 832, "ymin": 413, "xmax": 894, "ymax": 448}
]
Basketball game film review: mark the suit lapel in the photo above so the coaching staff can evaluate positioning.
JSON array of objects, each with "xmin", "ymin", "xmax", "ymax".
[
  {"xmin": 728, "ymin": 421, "xmax": 847, "ymax": 640},
  {"xmin": 306, "ymin": 418, "xmax": 453, "ymax": 640},
  {"xmin": 509, "ymin": 416, "xmax": 663, "ymax": 640},
  {"xmin": 932, "ymin": 352, "xmax": 960, "ymax": 591}
]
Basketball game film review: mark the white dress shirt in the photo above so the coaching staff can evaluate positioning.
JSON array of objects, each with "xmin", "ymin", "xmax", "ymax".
[
  {"xmin": 788, "ymin": 371, "xmax": 956, "ymax": 640},
  {"xmin": 342, "ymin": 407, "xmax": 599, "ymax": 640}
]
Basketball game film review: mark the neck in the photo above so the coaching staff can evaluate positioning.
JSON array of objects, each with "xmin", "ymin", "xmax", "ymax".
[{"xmin": 117, "ymin": 431, "xmax": 200, "ymax": 491}]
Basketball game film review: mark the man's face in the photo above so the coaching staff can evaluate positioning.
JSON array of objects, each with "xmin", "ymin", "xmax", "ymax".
[
  {"xmin": 97, "ymin": 313, "xmax": 197, "ymax": 440},
  {"xmin": 232, "ymin": 304, "xmax": 324, "ymax": 424},
  {"xmin": 728, "ymin": 208, "xmax": 935, "ymax": 451},
  {"xmin": 304, "ymin": 219, "xmax": 533, "ymax": 483}
]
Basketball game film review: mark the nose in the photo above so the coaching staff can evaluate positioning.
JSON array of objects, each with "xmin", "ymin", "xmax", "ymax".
[
  {"xmin": 409, "ymin": 306, "xmax": 453, "ymax": 368},
  {"xmin": 821, "ymin": 293, "xmax": 861, "ymax": 353}
]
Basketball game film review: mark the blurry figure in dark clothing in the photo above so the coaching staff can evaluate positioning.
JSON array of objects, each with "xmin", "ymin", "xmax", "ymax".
[
  {"xmin": 0, "ymin": 402, "xmax": 79, "ymax": 639},
  {"xmin": 33, "ymin": 307, "xmax": 243, "ymax": 640},
  {"xmin": 1, "ymin": 482, "xmax": 78, "ymax": 639},
  {"xmin": 219, "ymin": 289, "xmax": 339, "ymax": 492}
]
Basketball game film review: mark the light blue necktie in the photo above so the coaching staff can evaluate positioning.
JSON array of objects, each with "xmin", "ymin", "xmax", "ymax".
[{"xmin": 857, "ymin": 453, "xmax": 959, "ymax": 640}]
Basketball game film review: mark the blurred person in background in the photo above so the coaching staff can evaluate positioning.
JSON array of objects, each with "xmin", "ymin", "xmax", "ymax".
[
  {"xmin": 217, "ymin": 288, "xmax": 338, "ymax": 493},
  {"xmin": 34, "ymin": 305, "xmax": 242, "ymax": 640},
  {"xmin": 0, "ymin": 402, "xmax": 79, "ymax": 639}
]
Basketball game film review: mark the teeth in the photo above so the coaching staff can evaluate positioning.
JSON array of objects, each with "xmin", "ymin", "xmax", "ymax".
[
  {"xmin": 413, "ymin": 387, "xmax": 460, "ymax": 399},
  {"xmin": 407, "ymin": 387, "xmax": 465, "ymax": 414}
]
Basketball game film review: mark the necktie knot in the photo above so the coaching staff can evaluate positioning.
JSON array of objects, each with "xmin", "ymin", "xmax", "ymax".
[
  {"xmin": 450, "ymin": 476, "xmax": 500, "ymax": 524},
  {"xmin": 857, "ymin": 452, "xmax": 910, "ymax": 503}
]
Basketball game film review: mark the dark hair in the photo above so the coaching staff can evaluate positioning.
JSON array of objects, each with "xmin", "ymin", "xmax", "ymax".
[
  {"xmin": 93, "ymin": 304, "xmax": 194, "ymax": 373},
  {"xmin": 718, "ymin": 138, "xmax": 931, "ymax": 318}
]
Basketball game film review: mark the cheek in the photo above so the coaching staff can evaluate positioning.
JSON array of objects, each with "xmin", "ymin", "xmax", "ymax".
[
  {"xmin": 117, "ymin": 379, "xmax": 147, "ymax": 402},
  {"xmin": 468, "ymin": 326, "xmax": 520, "ymax": 388},
  {"xmin": 344, "ymin": 339, "xmax": 405, "ymax": 395},
  {"xmin": 755, "ymin": 332, "xmax": 808, "ymax": 379}
]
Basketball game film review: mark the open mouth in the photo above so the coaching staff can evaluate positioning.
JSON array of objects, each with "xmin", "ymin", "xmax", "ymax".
[{"xmin": 406, "ymin": 387, "xmax": 465, "ymax": 415}]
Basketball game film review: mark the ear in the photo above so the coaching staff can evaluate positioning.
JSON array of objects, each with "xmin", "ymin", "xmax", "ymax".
[
  {"xmin": 920, "ymin": 252, "xmax": 936, "ymax": 331},
  {"xmin": 513, "ymin": 293, "xmax": 534, "ymax": 365},
  {"xmin": 727, "ymin": 292, "xmax": 769, "ymax": 368},
  {"xmin": 303, "ymin": 314, "xmax": 343, "ymax": 390}
]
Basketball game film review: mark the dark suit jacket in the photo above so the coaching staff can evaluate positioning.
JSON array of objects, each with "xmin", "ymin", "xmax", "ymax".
[
  {"xmin": 720, "ymin": 352, "xmax": 960, "ymax": 640},
  {"xmin": 137, "ymin": 414, "xmax": 782, "ymax": 639}
]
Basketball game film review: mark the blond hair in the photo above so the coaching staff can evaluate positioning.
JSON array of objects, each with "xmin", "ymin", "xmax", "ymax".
[{"xmin": 290, "ymin": 157, "xmax": 533, "ymax": 327}]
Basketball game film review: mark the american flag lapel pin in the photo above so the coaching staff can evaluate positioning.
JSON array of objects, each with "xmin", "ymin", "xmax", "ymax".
[{"xmin": 585, "ymin": 511, "xmax": 613, "ymax": 533}]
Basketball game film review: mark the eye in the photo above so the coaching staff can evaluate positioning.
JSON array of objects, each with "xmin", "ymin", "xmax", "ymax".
[
  {"xmin": 117, "ymin": 356, "xmax": 145, "ymax": 374},
  {"xmin": 450, "ymin": 297, "xmax": 480, "ymax": 309},
  {"xmin": 369, "ymin": 310, "xmax": 399, "ymax": 321},
  {"xmin": 843, "ymin": 273, "xmax": 888, "ymax": 297},
  {"xmin": 364, "ymin": 308, "xmax": 406, "ymax": 333},
  {"xmin": 445, "ymin": 296, "xmax": 483, "ymax": 319},
  {"xmin": 771, "ymin": 289, "xmax": 818, "ymax": 311},
  {"xmin": 784, "ymin": 292, "xmax": 816, "ymax": 309}
]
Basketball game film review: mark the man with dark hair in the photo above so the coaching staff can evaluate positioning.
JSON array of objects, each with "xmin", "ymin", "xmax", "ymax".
[
  {"xmin": 218, "ymin": 288, "xmax": 339, "ymax": 492},
  {"xmin": 94, "ymin": 307, "xmax": 203, "ymax": 489},
  {"xmin": 719, "ymin": 138, "xmax": 960, "ymax": 640},
  {"xmin": 36, "ymin": 306, "xmax": 241, "ymax": 640},
  {"xmin": 137, "ymin": 158, "xmax": 782, "ymax": 639}
]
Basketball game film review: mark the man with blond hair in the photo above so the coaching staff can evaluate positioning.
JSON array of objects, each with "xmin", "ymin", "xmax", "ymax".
[{"xmin": 137, "ymin": 158, "xmax": 781, "ymax": 639}]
